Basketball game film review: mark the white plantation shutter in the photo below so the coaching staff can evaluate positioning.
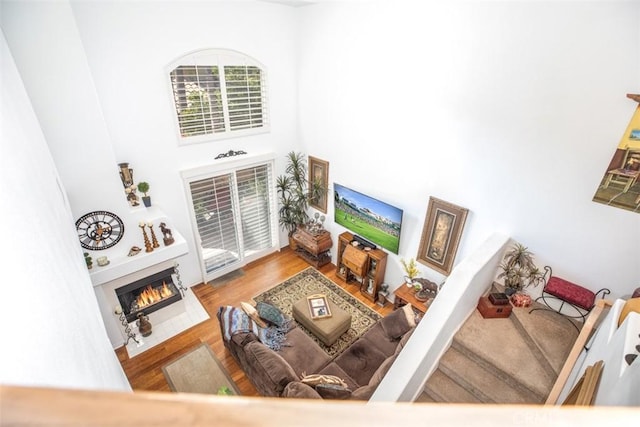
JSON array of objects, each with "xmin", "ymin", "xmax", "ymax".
[
  {"xmin": 183, "ymin": 155, "xmax": 278, "ymax": 282},
  {"xmin": 169, "ymin": 49, "xmax": 269, "ymax": 145},
  {"xmin": 189, "ymin": 174, "xmax": 241, "ymax": 274}
]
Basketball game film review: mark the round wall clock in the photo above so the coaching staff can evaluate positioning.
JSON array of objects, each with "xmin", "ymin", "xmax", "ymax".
[{"xmin": 76, "ymin": 210, "xmax": 125, "ymax": 250}]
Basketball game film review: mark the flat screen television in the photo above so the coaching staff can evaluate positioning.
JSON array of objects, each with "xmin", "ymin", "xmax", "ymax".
[{"xmin": 333, "ymin": 182, "xmax": 403, "ymax": 254}]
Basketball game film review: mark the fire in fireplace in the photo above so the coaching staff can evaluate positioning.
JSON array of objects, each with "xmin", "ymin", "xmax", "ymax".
[{"xmin": 115, "ymin": 267, "xmax": 183, "ymax": 323}]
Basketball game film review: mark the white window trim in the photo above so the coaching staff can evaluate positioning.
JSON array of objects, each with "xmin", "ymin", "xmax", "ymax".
[{"xmin": 167, "ymin": 48, "xmax": 270, "ymax": 146}]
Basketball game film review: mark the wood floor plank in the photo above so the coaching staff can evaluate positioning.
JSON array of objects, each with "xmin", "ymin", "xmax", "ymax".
[{"xmin": 116, "ymin": 246, "xmax": 394, "ymax": 396}]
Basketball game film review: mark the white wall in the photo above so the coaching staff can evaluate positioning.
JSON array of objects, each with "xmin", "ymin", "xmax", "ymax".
[
  {"xmin": 69, "ymin": 0, "xmax": 300, "ymax": 286},
  {"xmin": 0, "ymin": 31, "xmax": 130, "ymax": 391},
  {"xmin": 297, "ymin": 1, "xmax": 640, "ymax": 299},
  {"xmin": 2, "ymin": 0, "xmax": 299, "ymax": 288}
]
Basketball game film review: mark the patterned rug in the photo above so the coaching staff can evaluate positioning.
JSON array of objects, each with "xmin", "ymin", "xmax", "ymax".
[{"xmin": 253, "ymin": 267, "xmax": 381, "ymax": 357}]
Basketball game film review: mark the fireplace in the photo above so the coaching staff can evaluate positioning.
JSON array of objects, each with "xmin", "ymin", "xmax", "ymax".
[{"xmin": 115, "ymin": 267, "xmax": 182, "ymax": 323}]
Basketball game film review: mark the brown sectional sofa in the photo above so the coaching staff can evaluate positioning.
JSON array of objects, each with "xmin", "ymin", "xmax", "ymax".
[{"xmin": 217, "ymin": 304, "xmax": 415, "ymax": 399}]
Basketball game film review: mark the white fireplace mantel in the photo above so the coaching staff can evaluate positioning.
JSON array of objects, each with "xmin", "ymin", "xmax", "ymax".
[{"xmin": 89, "ymin": 232, "xmax": 188, "ymax": 287}]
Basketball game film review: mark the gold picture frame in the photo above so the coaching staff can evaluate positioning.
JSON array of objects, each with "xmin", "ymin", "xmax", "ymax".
[
  {"xmin": 417, "ymin": 197, "xmax": 469, "ymax": 276},
  {"xmin": 308, "ymin": 156, "xmax": 329, "ymax": 213},
  {"xmin": 307, "ymin": 294, "xmax": 332, "ymax": 319}
]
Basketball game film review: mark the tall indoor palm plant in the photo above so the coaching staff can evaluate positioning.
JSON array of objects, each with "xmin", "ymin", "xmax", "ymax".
[{"xmin": 276, "ymin": 151, "xmax": 326, "ymax": 241}]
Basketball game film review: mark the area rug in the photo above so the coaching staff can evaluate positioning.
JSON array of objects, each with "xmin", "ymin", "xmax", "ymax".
[
  {"xmin": 162, "ymin": 343, "xmax": 240, "ymax": 395},
  {"xmin": 252, "ymin": 267, "xmax": 382, "ymax": 357}
]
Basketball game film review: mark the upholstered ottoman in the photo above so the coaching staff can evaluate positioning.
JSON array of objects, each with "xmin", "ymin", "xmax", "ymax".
[{"xmin": 292, "ymin": 296, "xmax": 352, "ymax": 346}]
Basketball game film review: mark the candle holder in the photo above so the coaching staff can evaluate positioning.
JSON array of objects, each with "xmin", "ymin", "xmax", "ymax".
[
  {"xmin": 148, "ymin": 222, "xmax": 160, "ymax": 248},
  {"xmin": 139, "ymin": 223, "xmax": 153, "ymax": 253}
]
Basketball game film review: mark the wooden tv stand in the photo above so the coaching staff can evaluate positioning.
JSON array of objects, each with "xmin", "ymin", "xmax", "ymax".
[{"xmin": 335, "ymin": 231, "xmax": 387, "ymax": 302}]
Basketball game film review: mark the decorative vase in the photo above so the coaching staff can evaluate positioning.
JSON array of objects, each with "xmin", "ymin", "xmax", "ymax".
[
  {"xmin": 137, "ymin": 313, "xmax": 152, "ymax": 337},
  {"xmin": 142, "ymin": 196, "xmax": 151, "ymax": 207},
  {"xmin": 405, "ymin": 276, "xmax": 414, "ymax": 286}
]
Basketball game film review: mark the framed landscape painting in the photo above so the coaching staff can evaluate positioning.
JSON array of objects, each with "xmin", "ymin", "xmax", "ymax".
[
  {"xmin": 308, "ymin": 156, "xmax": 329, "ymax": 213},
  {"xmin": 417, "ymin": 197, "xmax": 469, "ymax": 276}
]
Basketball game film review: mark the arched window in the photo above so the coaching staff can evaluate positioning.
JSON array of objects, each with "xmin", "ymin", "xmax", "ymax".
[{"xmin": 168, "ymin": 49, "xmax": 269, "ymax": 145}]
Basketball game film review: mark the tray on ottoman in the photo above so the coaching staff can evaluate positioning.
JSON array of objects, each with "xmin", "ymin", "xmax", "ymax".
[{"xmin": 292, "ymin": 296, "xmax": 352, "ymax": 346}]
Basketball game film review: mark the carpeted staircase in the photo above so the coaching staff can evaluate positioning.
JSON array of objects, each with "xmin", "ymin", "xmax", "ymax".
[{"xmin": 417, "ymin": 298, "xmax": 581, "ymax": 404}]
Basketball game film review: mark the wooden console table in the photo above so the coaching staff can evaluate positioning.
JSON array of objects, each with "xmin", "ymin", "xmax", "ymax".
[
  {"xmin": 393, "ymin": 284, "xmax": 430, "ymax": 320},
  {"xmin": 291, "ymin": 225, "xmax": 332, "ymax": 268}
]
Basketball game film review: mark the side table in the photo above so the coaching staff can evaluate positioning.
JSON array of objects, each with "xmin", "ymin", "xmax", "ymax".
[
  {"xmin": 393, "ymin": 284, "xmax": 431, "ymax": 321},
  {"xmin": 291, "ymin": 225, "xmax": 332, "ymax": 268}
]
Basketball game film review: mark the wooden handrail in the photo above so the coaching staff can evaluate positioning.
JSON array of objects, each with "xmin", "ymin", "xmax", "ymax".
[
  {"xmin": 545, "ymin": 299, "xmax": 613, "ymax": 405},
  {"xmin": 1, "ymin": 384, "xmax": 638, "ymax": 426}
]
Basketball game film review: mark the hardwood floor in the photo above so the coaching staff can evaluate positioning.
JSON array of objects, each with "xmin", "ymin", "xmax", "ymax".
[{"xmin": 115, "ymin": 246, "xmax": 394, "ymax": 396}]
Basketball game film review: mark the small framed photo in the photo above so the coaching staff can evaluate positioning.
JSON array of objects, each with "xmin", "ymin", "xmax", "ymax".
[
  {"xmin": 417, "ymin": 197, "xmax": 469, "ymax": 276},
  {"xmin": 308, "ymin": 156, "xmax": 329, "ymax": 213},
  {"xmin": 307, "ymin": 294, "xmax": 332, "ymax": 319}
]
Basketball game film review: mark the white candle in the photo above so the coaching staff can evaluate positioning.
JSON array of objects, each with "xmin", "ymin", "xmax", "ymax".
[
  {"xmin": 139, "ymin": 221, "xmax": 145, "ymax": 227},
  {"xmin": 147, "ymin": 221, "xmax": 153, "ymax": 227}
]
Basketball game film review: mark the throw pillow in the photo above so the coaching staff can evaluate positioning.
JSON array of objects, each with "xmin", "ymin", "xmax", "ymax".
[
  {"xmin": 401, "ymin": 303, "xmax": 417, "ymax": 328},
  {"xmin": 379, "ymin": 307, "xmax": 411, "ymax": 339},
  {"xmin": 256, "ymin": 301, "xmax": 287, "ymax": 327},
  {"xmin": 315, "ymin": 383, "xmax": 352, "ymax": 400},
  {"xmin": 241, "ymin": 301, "xmax": 267, "ymax": 328},
  {"xmin": 300, "ymin": 373, "xmax": 348, "ymax": 389}
]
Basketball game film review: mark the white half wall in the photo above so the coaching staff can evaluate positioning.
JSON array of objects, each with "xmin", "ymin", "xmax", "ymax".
[{"xmin": 0, "ymin": 31, "xmax": 130, "ymax": 391}]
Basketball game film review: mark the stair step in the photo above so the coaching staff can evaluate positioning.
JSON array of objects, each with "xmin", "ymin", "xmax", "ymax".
[
  {"xmin": 453, "ymin": 309, "xmax": 555, "ymax": 399},
  {"xmin": 423, "ymin": 369, "xmax": 483, "ymax": 404},
  {"xmin": 415, "ymin": 391, "xmax": 436, "ymax": 403},
  {"xmin": 510, "ymin": 304, "xmax": 580, "ymax": 376},
  {"xmin": 439, "ymin": 347, "xmax": 540, "ymax": 404}
]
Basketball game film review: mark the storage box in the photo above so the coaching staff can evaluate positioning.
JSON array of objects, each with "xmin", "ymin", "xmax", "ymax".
[
  {"xmin": 489, "ymin": 292, "xmax": 509, "ymax": 305},
  {"xmin": 477, "ymin": 296, "xmax": 512, "ymax": 318}
]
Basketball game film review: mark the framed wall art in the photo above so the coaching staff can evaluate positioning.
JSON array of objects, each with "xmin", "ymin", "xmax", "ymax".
[
  {"xmin": 417, "ymin": 197, "xmax": 469, "ymax": 276},
  {"xmin": 308, "ymin": 156, "xmax": 329, "ymax": 213}
]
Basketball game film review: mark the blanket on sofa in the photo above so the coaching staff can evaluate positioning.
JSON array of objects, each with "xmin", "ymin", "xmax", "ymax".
[{"xmin": 218, "ymin": 306, "xmax": 288, "ymax": 351}]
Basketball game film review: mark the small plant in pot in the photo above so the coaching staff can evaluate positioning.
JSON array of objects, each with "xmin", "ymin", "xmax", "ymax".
[
  {"xmin": 497, "ymin": 243, "xmax": 548, "ymax": 296},
  {"xmin": 137, "ymin": 181, "xmax": 151, "ymax": 207},
  {"xmin": 276, "ymin": 151, "xmax": 326, "ymax": 247},
  {"xmin": 401, "ymin": 258, "xmax": 420, "ymax": 285}
]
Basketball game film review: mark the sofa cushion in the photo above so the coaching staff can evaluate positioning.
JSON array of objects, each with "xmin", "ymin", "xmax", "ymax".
[
  {"xmin": 244, "ymin": 341, "xmax": 298, "ymax": 396},
  {"xmin": 282, "ymin": 381, "xmax": 322, "ymax": 399},
  {"xmin": 394, "ymin": 328, "xmax": 415, "ymax": 356},
  {"xmin": 350, "ymin": 384, "xmax": 376, "ymax": 400},
  {"xmin": 315, "ymin": 383, "xmax": 352, "ymax": 400},
  {"xmin": 230, "ymin": 331, "xmax": 258, "ymax": 348},
  {"xmin": 361, "ymin": 323, "xmax": 401, "ymax": 357},
  {"xmin": 334, "ymin": 338, "xmax": 388, "ymax": 387},
  {"xmin": 379, "ymin": 307, "xmax": 412, "ymax": 339},
  {"xmin": 368, "ymin": 354, "xmax": 396, "ymax": 388},
  {"xmin": 276, "ymin": 327, "xmax": 332, "ymax": 377}
]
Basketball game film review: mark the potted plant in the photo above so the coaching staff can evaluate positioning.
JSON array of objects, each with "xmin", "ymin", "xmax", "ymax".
[
  {"xmin": 497, "ymin": 243, "xmax": 547, "ymax": 296},
  {"xmin": 276, "ymin": 151, "xmax": 326, "ymax": 247},
  {"xmin": 137, "ymin": 181, "xmax": 151, "ymax": 207},
  {"xmin": 401, "ymin": 258, "xmax": 420, "ymax": 285},
  {"xmin": 84, "ymin": 252, "xmax": 93, "ymax": 270}
]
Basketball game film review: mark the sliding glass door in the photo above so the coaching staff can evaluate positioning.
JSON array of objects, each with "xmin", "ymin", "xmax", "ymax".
[{"xmin": 182, "ymin": 154, "xmax": 278, "ymax": 283}]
